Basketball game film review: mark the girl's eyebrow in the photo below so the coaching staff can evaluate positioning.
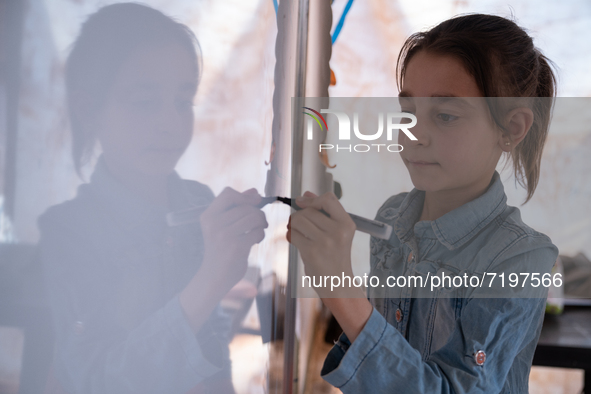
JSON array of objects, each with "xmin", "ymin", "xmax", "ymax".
[
  {"xmin": 431, "ymin": 96, "xmax": 476, "ymax": 110},
  {"xmin": 398, "ymin": 91, "xmax": 459, "ymax": 98},
  {"xmin": 398, "ymin": 92, "xmax": 476, "ymax": 110}
]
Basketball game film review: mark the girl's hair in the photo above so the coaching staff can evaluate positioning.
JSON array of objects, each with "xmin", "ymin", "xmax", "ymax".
[
  {"xmin": 65, "ymin": 2, "xmax": 202, "ymax": 176},
  {"xmin": 396, "ymin": 14, "xmax": 557, "ymax": 202}
]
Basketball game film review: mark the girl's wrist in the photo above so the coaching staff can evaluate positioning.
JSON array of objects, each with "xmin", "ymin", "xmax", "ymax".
[
  {"xmin": 198, "ymin": 256, "xmax": 241, "ymax": 294},
  {"xmin": 322, "ymin": 296, "xmax": 373, "ymax": 343},
  {"xmin": 178, "ymin": 264, "xmax": 230, "ymax": 333}
]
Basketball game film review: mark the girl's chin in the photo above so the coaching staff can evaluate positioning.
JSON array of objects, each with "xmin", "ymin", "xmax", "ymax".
[
  {"xmin": 409, "ymin": 175, "xmax": 445, "ymax": 193},
  {"xmin": 136, "ymin": 152, "xmax": 183, "ymax": 174},
  {"xmin": 412, "ymin": 185, "xmax": 443, "ymax": 193}
]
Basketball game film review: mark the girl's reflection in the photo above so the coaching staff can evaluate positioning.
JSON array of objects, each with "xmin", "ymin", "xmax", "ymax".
[{"xmin": 39, "ymin": 3, "xmax": 267, "ymax": 393}]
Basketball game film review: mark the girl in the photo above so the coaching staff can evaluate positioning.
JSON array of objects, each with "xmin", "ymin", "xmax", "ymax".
[
  {"xmin": 288, "ymin": 14, "xmax": 558, "ymax": 393},
  {"xmin": 39, "ymin": 3, "xmax": 267, "ymax": 393}
]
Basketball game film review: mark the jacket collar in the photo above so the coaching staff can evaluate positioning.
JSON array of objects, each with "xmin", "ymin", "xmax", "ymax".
[{"xmin": 394, "ymin": 171, "xmax": 507, "ymax": 250}]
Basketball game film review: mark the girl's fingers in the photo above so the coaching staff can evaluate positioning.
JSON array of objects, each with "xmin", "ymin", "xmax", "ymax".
[
  {"xmin": 215, "ymin": 205, "xmax": 261, "ymax": 229},
  {"xmin": 295, "ymin": 190, "xmax": 318, "ymax": 209},
  {"xmin": 203, "ymin": 187, "xmax": 261, "ymax": 218},
  {"xmin": 289, "ymin": 212, "xmax": 324, "ymax": 241},
  {"xmin": 239, "ymin": 226, "xmax": 266, "ymax": 245},
  {"xmin": 286, "ymin": 216, "xmax": 309, "ymax": 245},
  {"xmin": 243, "ymin": 187, "xmax": 258, "ymax": 195},
  {"xmin": 288, "ymin": 225, "xmax": 313, "ymax": 249},
  {"xmin": 296, "ymin": 192, "xmax": 352, "ymax": 224},
  {"xmin": 228, "ymin": 210, "xmax": 268, "ymax": 236},
  {"xmin": 298, "ymin": 207, "xmax": 333, "ymax": 232}
]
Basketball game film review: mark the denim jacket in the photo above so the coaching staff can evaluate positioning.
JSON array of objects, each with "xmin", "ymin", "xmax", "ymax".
[
  {"xmin": 38, "ymin": 158, "xmax": 231, "ymax": 394},
  {"xmin": 321, "ymin": 171, "xmax": 559, "ymax": 393}
]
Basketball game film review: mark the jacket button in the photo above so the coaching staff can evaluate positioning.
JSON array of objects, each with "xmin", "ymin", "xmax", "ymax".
[
  {"xmin": 474, "ymin": 350, "xmax": 486, "ymax": 366},
  {"xmin": 396, "ymin": 308, "xmax": 402, "ymax": 322}
]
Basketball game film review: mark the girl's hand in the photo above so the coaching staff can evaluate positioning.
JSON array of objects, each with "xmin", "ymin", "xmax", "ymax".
[
  {"xmin": 180, "ymin": 187, "xmax": 266, "ymax": 334},
  {"xmin": 287, "ymin": 191, "xmax": 373, "ymax": 341},
  {"xmin": 199, "ymin": 187, "xmax": 268, "ymax": 294},
  {"xmin": 287, "ymin": 191, "xmax": 358, "ymax": 297}
]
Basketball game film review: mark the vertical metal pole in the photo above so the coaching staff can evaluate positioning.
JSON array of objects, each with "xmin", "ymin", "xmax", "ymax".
[{"xmin": 282, "ymin": 0, "xmax": 308, "ymax": 393}]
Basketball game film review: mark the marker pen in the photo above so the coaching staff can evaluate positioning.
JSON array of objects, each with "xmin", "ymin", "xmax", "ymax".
[{"xmin": 166, "ymin": 196, "xmax": 393, "ymax": 240}]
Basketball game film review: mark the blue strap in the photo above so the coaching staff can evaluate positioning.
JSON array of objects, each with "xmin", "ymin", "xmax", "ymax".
[
  {"xmin": 332, "ymin": 0, "xmax": 354, "ymax": 44},
  {"xmin": 271, "ymin": 0, "xmax": 354, "ymax": 45}
]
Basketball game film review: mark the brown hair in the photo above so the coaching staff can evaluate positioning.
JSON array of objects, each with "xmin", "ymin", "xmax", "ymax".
[
  {"xmin": 65, "ymin": 3, "xmax": 202, "ymax": 176},
  {"xmin": 396, "ymin": 13, "xmax": 557, "ymax": 203}
]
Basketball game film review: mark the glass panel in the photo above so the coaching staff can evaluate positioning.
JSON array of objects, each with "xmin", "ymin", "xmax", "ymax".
[{"xmin": 2, "ymin": 1, "xmax": 292, "ymax": 393}]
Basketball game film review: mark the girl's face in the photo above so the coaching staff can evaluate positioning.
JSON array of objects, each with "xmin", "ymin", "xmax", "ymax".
[
  {"xmin": 94, "ymin": 42, "xmax": 197, "ymax": 176},
  {"xmin": 398, "ymin": 50, "xmax": 505, "ymax": 194}
]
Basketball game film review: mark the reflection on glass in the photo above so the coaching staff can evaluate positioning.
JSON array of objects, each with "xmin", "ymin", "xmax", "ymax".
[{"xmin": 38, "ymin": 4, "xmax": 272, "ymax": 393}]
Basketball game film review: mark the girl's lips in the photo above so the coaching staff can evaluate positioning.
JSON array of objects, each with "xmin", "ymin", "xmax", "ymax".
[{"xmin": 408, "ymin": 159, "xmax": 438, "ymax": 166}]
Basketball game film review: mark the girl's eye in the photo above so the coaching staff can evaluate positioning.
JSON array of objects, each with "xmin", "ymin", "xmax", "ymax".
[{"xmin": 436, "ymin": 113, "xmax": 458, "ymax": 123}]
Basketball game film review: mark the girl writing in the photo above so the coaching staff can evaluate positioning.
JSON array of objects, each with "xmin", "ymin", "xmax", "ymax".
[{"xmin": 288, "ymin": 13, "xmax": 558, "ymax": 393}]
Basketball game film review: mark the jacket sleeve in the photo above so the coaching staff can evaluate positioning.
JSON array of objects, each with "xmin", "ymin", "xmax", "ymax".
[
  {"xmin": 39, "ymin": 215, "xmax": 231, "ymax": 394},
  {"xmin": 320, "ymin": 242, "xmax": 557, "ymax": 393}
]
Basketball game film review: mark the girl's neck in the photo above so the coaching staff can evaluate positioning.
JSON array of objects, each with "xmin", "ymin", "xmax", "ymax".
[
  {"xmin": 103, "ymin": 158, "xmax": 170, "ymax": 208},
  {"xmin": 418, "ymin": 173, "xmax": 494, "ymax": 222}
]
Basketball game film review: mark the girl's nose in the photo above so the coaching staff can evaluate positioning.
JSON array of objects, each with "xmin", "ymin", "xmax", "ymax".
[{"xmin": 401, "ymin": 115, "xmax": 428, "ymax": 147}]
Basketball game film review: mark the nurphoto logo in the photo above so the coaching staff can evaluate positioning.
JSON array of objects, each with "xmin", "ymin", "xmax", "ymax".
[{"xmin": 302, "ymin": 107, "xmax": 418, "ymax": 153}]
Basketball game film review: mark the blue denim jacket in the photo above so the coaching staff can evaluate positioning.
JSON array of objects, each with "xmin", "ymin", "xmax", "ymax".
[
  {"xmin": 321, "ymin": 171, "xmax": 558, "ymax": 393},
  {"xmin": 38, "ymin": 158, "xmax": 231, "ymax": 394}
]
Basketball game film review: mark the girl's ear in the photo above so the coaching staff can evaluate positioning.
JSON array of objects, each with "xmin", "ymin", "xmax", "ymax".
[{"xmin": 500, "ymin": 107, "xmax": 534, "ymax": 151}]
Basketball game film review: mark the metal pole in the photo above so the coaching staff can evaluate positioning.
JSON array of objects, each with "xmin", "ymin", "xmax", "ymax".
[{"xmin": 282, "ymin": 0, "xmax": 309, "ymax": 393}]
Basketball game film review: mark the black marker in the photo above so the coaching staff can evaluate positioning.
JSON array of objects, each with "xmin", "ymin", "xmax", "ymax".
[{"xmin": 167, "ymin": 196, "xmax": 393, "ymax": 240}]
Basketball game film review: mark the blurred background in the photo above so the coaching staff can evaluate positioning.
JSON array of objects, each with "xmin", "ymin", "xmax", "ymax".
[{"xmin": 0, "ymin": 0, "xmax": 590, "ymax": 393}]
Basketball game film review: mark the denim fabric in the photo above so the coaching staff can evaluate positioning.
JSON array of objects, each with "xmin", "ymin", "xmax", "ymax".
[
  {"xmin": 321, "ymin": 171, "xmax": 558, "ymax": 393},
  {"xmin": 38, "ymin": 158, "xmax": 231, "ymax": 394}
]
